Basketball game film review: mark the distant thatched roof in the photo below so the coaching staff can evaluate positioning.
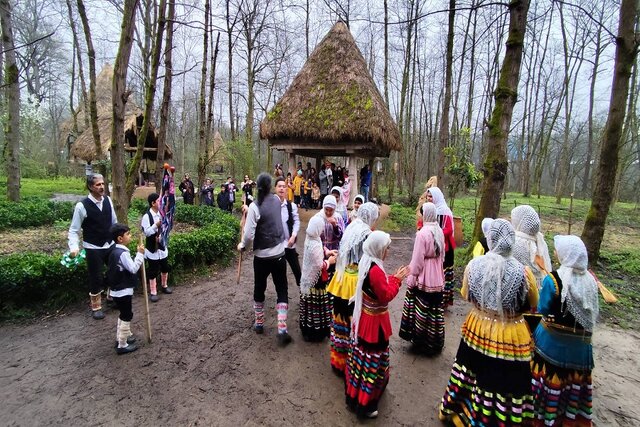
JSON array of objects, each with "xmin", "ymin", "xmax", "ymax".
[
  {"xmin": 260, "ymin": 21, "xmax": 401, "ymax": 158},
  {"xmin": 60, "ymin": 63, "xmax": 172, "ymax": 163}
]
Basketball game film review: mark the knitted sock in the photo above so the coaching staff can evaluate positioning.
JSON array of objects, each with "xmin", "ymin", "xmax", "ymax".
[
  {"xmin": 118, "ymin": 321, "xmax": 132, "ymax": 348},
  {"xmin": 89, "ymin": 292, "xmax": 102, "ymax": 311},
  {"xmin": 149, "ymin": 278, "xmax": 158, "ymax": 296},
  {"xmin": 276, "ymin": 302, "xmax": 288, "ymax": 334},
  {"xmin": 161, "ymin": 273, "xmax": 168, "ymax": 288},
  {"xmin": 253, "ymin": 301, "xmax": 265, "ymax": 327}
]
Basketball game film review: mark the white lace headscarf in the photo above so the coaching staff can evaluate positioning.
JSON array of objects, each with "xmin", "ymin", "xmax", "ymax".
[
  {"xmin": 422, "ymin": 203, "xmax": 444, "ymax": 257},
  {"xmin": 427, "ymin": 187, "xmax": 453, "ymax": 221},
  {"xmin": 351, "ymin": 230, "xmax": 391, "ymax": 344},
  {"xmin": 331, "ymin": 186, "xmax": 348, "ymax": 222},
  {"xmin": 511, "ymin": 205, "xmax": 552, "ymax": 274},
  {"xmin": 467, "ymin": 219, "xmax": 529, "ymax": 316},
  {"xmin": 300, "ymin": 216, "xmax": 327, "ymax": 294},
  {"xmin": 554, "ymin": 235, "xmax": 599, "ymax": 332},
  {"xmin": 335, "ymin": 202, "xmax": 379, "ymax": 282}
]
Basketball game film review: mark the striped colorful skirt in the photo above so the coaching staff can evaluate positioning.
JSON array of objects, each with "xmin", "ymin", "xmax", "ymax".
[
  {"xmin": 442, "ymin": 249, "xmax": 455, "ymax": 307},
  {"xmin": 327, "ymin": 268, "xmax": 358, "ymax": 376},
  {"xmin": 299, "ymin": 281, "xmax": 333, "ymax": 342},
  {"xmin": 399, "ymin": 287, "xmax": 445, "ymax": 355},
  {"xmin": 531, "ymin": 352, "xmax": 593, "ymax": 426},
  {"xmin": 345, "ymin": 337, "xmax": 390, "ymax": 417}
]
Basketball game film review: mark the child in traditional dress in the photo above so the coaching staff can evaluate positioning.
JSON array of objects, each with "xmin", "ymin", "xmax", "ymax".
[
  {"xmin": 107, "ymin": 223, "xmax": 144, "ymax": 354},
  {"xmin": 299, "ymin": 215, "xmax": 337, "ymax": 341}
]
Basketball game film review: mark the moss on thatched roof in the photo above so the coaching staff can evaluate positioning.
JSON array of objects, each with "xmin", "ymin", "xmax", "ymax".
[
  {"xmin": 260, "ymin": 21, "xmax": 401, "ymax": 157},
  {"xmin": 60, "ymin": 64, "xmax": 172, "ymax": 163}
]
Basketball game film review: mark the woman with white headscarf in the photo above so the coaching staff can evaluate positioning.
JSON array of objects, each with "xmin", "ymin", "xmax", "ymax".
[
  {"xmin": 330, "ymin": 186, "xmax": 349, "ymax": 225},
  {"xmin": 349, "ymin": 194, "xmax": 365, "ymax": 222},
  {"xmin": 440, "ymin": 219, "xmax": 538, "ymax": 426},
  {"xmin": 426, "ymin": 187, "xmax": 457, "ymax": 307},
  {"xmin": 531, "ymin": 235, "xmax": 599, "ymax": 426},
  {"xmin": 327, "ymin": 202, "xmax": 379, "ymax": 375},
  {"xmin": 511, "ymin": 204, "xmax": 553, "ymax": 288},
  {"xmin": 299, "ymin": 216, "xmax": 337, "ymax": 342},
  {"xmin": 345, "ymin": 231, "xmax": 409, "ymax": 419},
  {"xmin": 399, "ymin": 202, "xmax": 446, "ymax": 355},
  {"xmin": 315, "ymin": 195, "xmax": 345, "ymax": 252}
]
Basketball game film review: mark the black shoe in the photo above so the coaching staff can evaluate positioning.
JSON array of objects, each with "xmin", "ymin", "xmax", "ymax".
[
  {"xmin": 92, "ymin": 310, "xmax": 105, "ymax": 320},
  {"xmin": 114, "ymin": 336, "xmax": 137, "ymax": 349},
  {"xmin": 161, "ymin": 286, "xmax": 173, "ymax": 294},
  {"xmin": 253, "ymin": 324, "xmax": 264, "ymax": 334},
  {"xmin": 116, "ymin": 343, "xmax": 138, "ymax": 355},
  {"xmin": 105, "ymin": 298, "xmax": 116, "ymax": 308},
  {"xmin": 277, "ymin": 332, "xmax": 292, "ymax": 346},
  {"xmin": 149, "ymin": 294, "xmax": 159, "ymax": 303}
]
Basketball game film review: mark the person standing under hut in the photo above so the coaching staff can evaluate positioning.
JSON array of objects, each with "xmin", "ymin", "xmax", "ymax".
[
  {"xmin": 275, "ymin": 177, "xmax": 301, "ymax": 287},
  {"xmin": 345, "ymin": 231, "xmax": 409, "ymax": 419},
  {"xmin": 299, "ymin": 215, "xmax": 337, "ymax": 342},
  {"xmin": 439, "ymin": 219, "xmax": 539, "ymax": 426},
  {"xmin": 68, "ymin": 173, "xmax": 117, "ymax": 320},
  {"xmin": 141, "ymin": 193, "xmax": 173, "ymax": 302},
  {"xmin": 511, "ymin": 204, "xmax": 553, "ymax": 288},
  {"xmin": 327, "ymin": 202, "xmax": 379, "ymax": 376},
  {"xmin": 399, "ymin": 202, "xmax": 446, "ymax": 356},
  {"xmin": 238, "ymin": 173, "xmax": 292, "ymax": 346},
  {"xmin": 531, "ymin": 235, "xmax": 599, "ymax": 427},
  {"xmin": 426, "ymin": 186, "xmax": 456, "ymax": 307}
]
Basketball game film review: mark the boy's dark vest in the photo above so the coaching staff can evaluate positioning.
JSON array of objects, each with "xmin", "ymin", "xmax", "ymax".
[
  {"xmin": 81, "ymin": 197, "xmax": 113, "ymax": 246},
  {"xmin": 107, "ymin": 246, "xmax": 139, "ymax": 291},
  {"xmin": 253, "ymin": 195, "xmax": 284, "ymax": 250},
  {"xmin": 144, "ymin": 210, "xmax": 162, "ymax": 252}
]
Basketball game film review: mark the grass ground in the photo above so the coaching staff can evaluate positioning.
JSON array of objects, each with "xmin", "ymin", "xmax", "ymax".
[{"xmin": 382, "ymin": 189, "xmax": 640, "ymax": 329}]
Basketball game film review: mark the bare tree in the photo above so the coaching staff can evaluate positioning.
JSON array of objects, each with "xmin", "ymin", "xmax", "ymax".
[
  {"xmin": 438, "ymin": 0, "xmax": 455, "ymax": 186},
  {"xmin": 196, "ymin": 0, "xmax": 210, "ymax": 191},
  {"xmin": 0, "ymin": 0, "xmax": 21, "ymax": 201},
  {"xmin": 582, "ymin": 0, "xmax": 640, "ymax": 263}
]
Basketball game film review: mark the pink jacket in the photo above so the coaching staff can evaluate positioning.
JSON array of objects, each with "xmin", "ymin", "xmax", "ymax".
[{"xmin": 406, "ymin": 225, "xmax": 445, "ymax": 292}]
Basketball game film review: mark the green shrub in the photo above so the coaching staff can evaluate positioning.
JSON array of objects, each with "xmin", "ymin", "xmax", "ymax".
[{"xmin": 0, "ymin": 198, "xmax": 74, "ymax": 230}]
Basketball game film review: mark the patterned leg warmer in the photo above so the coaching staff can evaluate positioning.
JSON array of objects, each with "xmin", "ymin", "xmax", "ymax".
[
  {"xmin": 276, "ymin": 303, "xmax": 288, "ymax": 334},
  {"xmin": 253, "ymin": 301, "xmax": 265, "ymax": 328},
  {"xmin": 116, "ymin": 318, "xmax": 121, "ymax": 341},
  {"xmin": 149, "ymin": 278, "xmax": 158, "ymax": 296},
  {"xmin": 118, "ymin": 321, "xmax": 132, "ymax": 348},
  {"xmin": 161, "ymin": 273, "xmax": 168, "ymax": 288},
  {"xmin": 89, "ymin": 292, "xmax": 102, "ymax": 311}
]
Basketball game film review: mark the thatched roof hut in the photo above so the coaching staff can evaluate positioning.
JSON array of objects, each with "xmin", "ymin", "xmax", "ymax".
[
  {"xmin": 60, "ymin": 64, "xmax": 172, "ymax": 168},
  {"xmin": 259, "ymin": 21, "xmax": 401, "ymax": 159}
]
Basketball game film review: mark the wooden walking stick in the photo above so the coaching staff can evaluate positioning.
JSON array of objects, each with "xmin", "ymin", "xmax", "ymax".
[
  {"xmin": 139, "ymin": 236, "xmax": 153, "ymax": 343},
  {"xmin": 237, "ymin": 208, "xmax": 247, "ymax": 284}
]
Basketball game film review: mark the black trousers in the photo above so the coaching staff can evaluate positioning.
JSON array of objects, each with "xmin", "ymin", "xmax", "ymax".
[
  {"xmin": 86, "ymin": 247, "xmax": 112, "ymax": 294},
  {"xmin": 146, "ymin": 257, "xmax": 170, "ymax": 279},
  {"xmin": 285, "ymin": 247, "xmax": 301, "ymax": 287},
  {"xmin": 253, "ymin": 255, "xmax": 288, "ymax": 304},
  {"xmin": 113, "ymin": 295, "xmax": 133, "ymax": 321}
]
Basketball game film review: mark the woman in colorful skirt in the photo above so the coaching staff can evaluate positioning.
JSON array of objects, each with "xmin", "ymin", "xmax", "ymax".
[
  {"xmin": 345, "ymin": 231, "xmax": 409, "ymax": 418},
  {"xmin": 299, "ymin": 216, "xmax": 337, "ymax": 341},
  {"xmin": 511, "ymin": 204, "xmax": 553, "ymax": 288},
  {"xmin": 327, "ymin": 202, "xmax": 379, "ymax": 376},
  {"xmin": 439, "ymin": 219, "xmax": 539, "ymax": 426},
  {"xmin": 426, "ymin": 187, "xmax": 456, "ymax": 307},
  {"xmin": 399, "ymin": 202, "xmax": 446, "ymax": 355},
  {"xmin": 531, "ymin": 235, "xmax": 599, "ymax": 426}
]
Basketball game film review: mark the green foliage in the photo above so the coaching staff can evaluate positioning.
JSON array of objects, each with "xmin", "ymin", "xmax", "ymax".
[
  {"xmin": 0, "ymin": 176, "xmax": 86, "ymax": 200},
  {"xmin": 380, "ymin": 203, "xmax": 416, "ymax": 232},
  {"xmin": 223, "ymin": 138, "xmax": 256, "ymax": 178},
  {"xmin": 445, "ymin": 128, "xmax": 482, "ymax": 205},
  {"xmin": 0, "ymin": 197, "xmax": 74, "ymax": 230}
]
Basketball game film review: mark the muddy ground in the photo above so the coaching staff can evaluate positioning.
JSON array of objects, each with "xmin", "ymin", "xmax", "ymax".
[{"xmin": 1, "ymin": 225, "xmax": 639, "ymax": 426}]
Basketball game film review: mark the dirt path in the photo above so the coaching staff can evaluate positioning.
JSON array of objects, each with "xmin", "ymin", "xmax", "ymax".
[{"xmin": 1, "ymin": 228, "xmax": 638, "ymax": 426}]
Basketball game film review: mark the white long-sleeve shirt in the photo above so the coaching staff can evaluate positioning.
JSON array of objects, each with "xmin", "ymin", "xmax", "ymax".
[
  {"xmin": 280, "ymin": 198, "xmax": 300, "ymax": 249},
  {"xmin": 109, "ymin": 244, "xmax": 145, "ymax": 297},
  {"xmin": 68, "ymin": 194, "xmax": 117, "ymax": 252},
  {"xmin": 141, "ymin": 208, "xmax": 169, "ymax": 260}
]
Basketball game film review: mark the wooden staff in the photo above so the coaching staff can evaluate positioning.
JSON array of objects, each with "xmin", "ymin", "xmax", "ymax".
[
  {"xmin": 139, "ymin": 236, "xmax": 153, "ymax": 343},
  {"xmin": 236, "ymin": 208, "xmax": 247, "ymax": 284},
  {"xmin": 589, "ymin": 270, "xmax": 618, "ymax": 304}
]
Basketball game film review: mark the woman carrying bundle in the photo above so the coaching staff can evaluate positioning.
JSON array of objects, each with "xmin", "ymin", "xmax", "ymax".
[
  {"xmin": 426, "ymin": 187, "xmax": 456, "ymax": 307},
  {"xmin": 345, "ymin": 231, "xmax": 409, "ymax": 418},
  {"xmin": 299, "ymin": 216, "xmax": 337, "ymax": 342},
  {"xmin": 326, "ymin": 202, "xmax": 379, "ymax": 376},
  {"xmin": 531, "ymin": 235, "xmax": 599, "ymax": 426},
  {"xmin": 399, "ymin": 202, "xmax": 446, "ymax": 355},
  {"xmin": 439, "ymin": 219, "xmax": 538, "ymax": 426}
]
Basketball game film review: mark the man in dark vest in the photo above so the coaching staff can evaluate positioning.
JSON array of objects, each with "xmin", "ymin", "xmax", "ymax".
[
  {"xmin": 68, "ymin": 173, "xmax": 117, "ymax": 320},
  {"xmin": 275, "ymin": 176, "xmax": 301, "ymax": 287},
  {"xmin": 238, "ymin": 173, "xmax": 292, "ymax": 346}
]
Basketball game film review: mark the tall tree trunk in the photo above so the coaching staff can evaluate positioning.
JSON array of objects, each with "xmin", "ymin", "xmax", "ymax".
[
  {"xmin": 0, "ymin": 0, "xmax": 20, "ymax": 201},
  {"xmin": 196, "ymin": 0, "xmax": 210, "ymax": 191},
  {"xmin": 110, "ymin": 0, "xmax": 140, "ymax": 222},
  {"xmin": 65, "ymin": 0, "xmax": 89, "ymax": 129},
  {"xmin": 383, "ymin": 0, "xmax": 389, "ymax": 107},
  {"xmin": 582, "ymin": 0, "xmax": 639, "ymax": 264},
  {"xmin": 155, "ymin": 0, "xmax": 175, "ymax": 192},
  {"xmin": 438, "ymin": 0, "xmax": 455, "ymax": 186},
  {"xmin": 470, "ymin": 0, "xmax": 530, "ymax": 250},
  {"xmin": 206, "ymin": 32, "xmax": 221, "ymax": 162},
  {"xmin": 226, "ymin": 0, "xmax": 236, "ymax": 140}
]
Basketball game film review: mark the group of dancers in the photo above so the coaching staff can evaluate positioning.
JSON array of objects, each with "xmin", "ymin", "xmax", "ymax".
[{"xmin": 240, "ymin": 174, "xmax": 599, "ymax": 425}]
